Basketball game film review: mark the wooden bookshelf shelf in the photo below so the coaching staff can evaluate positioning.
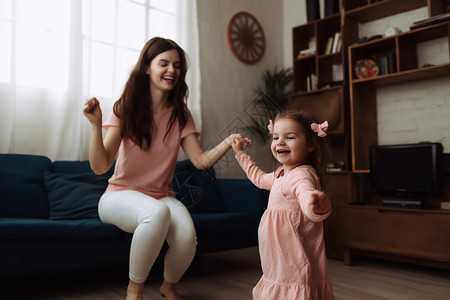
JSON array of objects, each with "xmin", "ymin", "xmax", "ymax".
[
  {"xmin": 344, "ymin": 0, "xmax": 429, "ymax": 23},
  {"xmin": 352, "ymin": 63, "xmax": 450, "ymax": 88}
]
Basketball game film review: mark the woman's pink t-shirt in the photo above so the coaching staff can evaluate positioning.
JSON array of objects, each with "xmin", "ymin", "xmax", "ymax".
[{"xmin": 102, "ymin": 108, "xmax": 199, "ymax": 199}]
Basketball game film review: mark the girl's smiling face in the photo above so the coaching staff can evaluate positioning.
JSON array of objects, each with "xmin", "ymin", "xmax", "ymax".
[
  {"xmin": 271, "ymin": 118, "xmax": 314, "ymax": 172},
  {"xmin": 146, "ymin": 49, "xmax": 181, "ymax": 92}
]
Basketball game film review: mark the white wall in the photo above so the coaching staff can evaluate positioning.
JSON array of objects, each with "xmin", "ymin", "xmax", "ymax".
[
  {"xmin": 283, "ymin": 0, "xmax": 308, "ymax": 67},
  {"xmin": 197, "ymin": 0, "xmax": 284, "ymax": 178}
]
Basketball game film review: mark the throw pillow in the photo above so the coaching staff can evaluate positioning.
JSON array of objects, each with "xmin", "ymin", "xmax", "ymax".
[
  {"xmin": 173, "ymin": 160, "xmax": 225, "ymax": 213},
  {"xmin": 189, "ymin": 166, "xmax": 225, "ymax": 213},
  {"xmin": 44, "ymin": 172, "xmax": 109, "ymax": 220},
  {"xmin": 173, "ymin": 160, "xmax": 199, "ymax": 213}
]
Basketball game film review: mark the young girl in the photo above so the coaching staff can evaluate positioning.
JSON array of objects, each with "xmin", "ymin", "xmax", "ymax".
[
  {"xmin": 83, "ymin": 37, "xmax": 241, "ymax": 300},
  {"xmin": 232, "ymin": 110, "xmax": 335, "ymax": 300}
]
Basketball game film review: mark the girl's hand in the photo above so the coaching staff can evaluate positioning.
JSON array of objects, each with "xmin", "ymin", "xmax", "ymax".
[
  {"xmin": 83, "ymin": 97, "xmax": 102, "ymax": 126},
  {"xmin": 309, "ymin": 190, "xmax": 331, "ymax": 215},
  {"xmin": 231, "ymin": 134, "xmax": 252, "ymax": 153}
]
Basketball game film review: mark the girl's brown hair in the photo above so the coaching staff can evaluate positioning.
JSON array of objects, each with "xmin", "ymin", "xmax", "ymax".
[
  {"xmin": 273, "ymin": 110, "xmax": 331, "ymax": 188},
  {"xmin": 113, "ymin": 37, "xmax": 189, "ymax": 149}
]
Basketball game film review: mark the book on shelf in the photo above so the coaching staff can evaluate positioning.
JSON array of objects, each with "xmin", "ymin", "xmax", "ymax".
[
  {"xmin": 331, "ymin": 32, "xmax": 340, "ymax": 53},
  {"xmin": 441, "ymin": 202, "xmax": 450, "ymax": 210},
  {"xmin": 336, "ymin": 36, "xmax": 342, "ymax": 52},
  {"xmin": 297, "ymin": 48, "xmax": 316, "ymax": 58},
  {"xmin": 324, "ymin": 36, "xmax": 333, "ymax": 55},
  {"xmin": 327, "ymin": 161, "xmax": 345, "ymax": 172},
  {"xmin": 413, "ymin": 12, "xmax": 450, "ymax": 25},
  {"xmin": 306, "ymin": 74, "xmax": 316, "ymax": 91},
  {"xmin": 376, "ymin": 52, "xmax": 396, "ymax": 75},
  {"xmin": 387, "ymin": 52, "xmax": 396, "ymax": 73},
  {"xmin": 377, "ymin": 56, "xmax": 388, "ymax": 75},
  {"xmin": 410, "ymin": 12, "xmax": 450, "ymax": 30}
]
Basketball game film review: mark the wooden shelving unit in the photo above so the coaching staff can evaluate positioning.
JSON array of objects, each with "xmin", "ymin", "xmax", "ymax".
[
  {"xmin": 343, "ymin": 0, "xmax": 450, "ymax": 268},
  {"xmin": 348, "ymin": 13, "xmax": 450, "ymax": 172},
  {"xmin": 290, "ymin": 12, "xmax": 351, "ymax": 173},
  {"xmin": 290, "ymin": 0, "xmax": 450, "ymax": 264}
]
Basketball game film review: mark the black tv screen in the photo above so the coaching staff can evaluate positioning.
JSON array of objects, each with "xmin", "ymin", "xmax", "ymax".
[{"xmin": 370, "ymin": 142, "xmax": 445, "ymax": 201}]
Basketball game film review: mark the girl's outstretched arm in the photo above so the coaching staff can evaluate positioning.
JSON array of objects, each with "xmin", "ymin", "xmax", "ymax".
[
  {"xmin": 309, "ymin": 190, "xmax": 332, "ymax": 216},
  {"xmin": 232, "ymin": 135, "xmax": 274, "ymax": 190},
  {"xmin": 291, "ymin": 167, "xmax": 331, "ymax": 222},
  {"xmin": 181, "ymin": 133, "xmax": 247, "ymax": 170},
  {"xmin": 234, "ymin": 151, "xmax": 274, "ymax": 190}
]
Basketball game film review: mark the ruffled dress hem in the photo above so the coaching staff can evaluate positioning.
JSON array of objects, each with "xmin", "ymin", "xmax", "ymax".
[{"xmin": 252, "ymin": 276, "xmax": 335, "ymax": 300}]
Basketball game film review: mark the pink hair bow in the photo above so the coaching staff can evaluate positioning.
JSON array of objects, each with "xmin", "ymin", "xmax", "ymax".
[
  {"xmin": 311, "ymin": 121, "xmax": 329, "ymax": 137},
  {"xmin": 267, "ymin": 120, "xmax": 274, "ymax": 134}
]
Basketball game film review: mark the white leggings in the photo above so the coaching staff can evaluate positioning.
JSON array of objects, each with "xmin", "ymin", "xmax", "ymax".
[{"xmin": 98, "ymin": 190, "xmax": 197, "ymax": 284}]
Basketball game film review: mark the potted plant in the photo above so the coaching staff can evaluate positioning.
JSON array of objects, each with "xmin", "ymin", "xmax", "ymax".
[{"xmin": 247, "ymin": 66, "xmax": 293, "ymax": 143}]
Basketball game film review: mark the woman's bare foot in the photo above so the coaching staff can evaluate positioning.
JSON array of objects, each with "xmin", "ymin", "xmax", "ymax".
[
  {"xmin": 159, "ymin": 280, "xmax": 183, "ymax": 300},
  {"xmin": 127, "ymin": 280, "xmax": 144, "ymax": 300}
]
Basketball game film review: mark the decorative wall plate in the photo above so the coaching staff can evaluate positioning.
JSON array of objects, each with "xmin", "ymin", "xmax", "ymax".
[
  {"xmin": 227, "ymin": 12, "xmax": 265, "ymax": 64},
  {"xmin": 355, "ymin": 59, "xmax": 379, "ymax": 79}
]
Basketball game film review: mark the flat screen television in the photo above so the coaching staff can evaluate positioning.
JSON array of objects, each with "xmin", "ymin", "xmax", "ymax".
[{"xmin": 370, "ymin": 142, "xmax": 445, "ymax": 208}]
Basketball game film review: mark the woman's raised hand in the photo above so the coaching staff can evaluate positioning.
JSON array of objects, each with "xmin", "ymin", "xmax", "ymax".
[{"xmin": 83, "ymin": 97, "xmax": 102, "ymax": 126}]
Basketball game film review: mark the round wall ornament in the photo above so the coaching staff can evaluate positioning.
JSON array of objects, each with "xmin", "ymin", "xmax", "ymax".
[{"xmin": 227, "ymin": 11, "xmax": 265, "ymax": 64}]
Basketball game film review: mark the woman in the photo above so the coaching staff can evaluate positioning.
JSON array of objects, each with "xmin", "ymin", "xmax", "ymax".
[{"xmin": 83, "ymin": 37, "xmax": 240, "ymax": 300}]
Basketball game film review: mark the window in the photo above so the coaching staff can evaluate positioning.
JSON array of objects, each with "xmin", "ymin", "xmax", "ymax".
[
  {"xmin": 0, "ymin": 0, "xmax": 200, "ymax": 161},
  {"xmin": 1, "ymin": 0, "xmax": 178, "ymax": 99}
]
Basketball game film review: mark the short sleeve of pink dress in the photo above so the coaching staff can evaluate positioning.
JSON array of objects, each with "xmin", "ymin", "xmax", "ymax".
[
  {"xmin": 235, "ymin": 151, "xmax": 335, "ymax": 300},
  {"xmin": 103, "ymin": 108, "xmax": 199, "ymax": 199}
]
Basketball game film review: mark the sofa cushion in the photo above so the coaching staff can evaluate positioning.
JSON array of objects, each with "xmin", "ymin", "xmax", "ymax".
[
  {"xmin": 0, "ymin": 218, "xmax": 124, "ymax": 242},
  {"xmin": 0, "ymin": 154, "xmax": 52, "ymax": 218},
  {"xmin": 44, "ymin": 172, "xmax": 109, "ymax": 220}
]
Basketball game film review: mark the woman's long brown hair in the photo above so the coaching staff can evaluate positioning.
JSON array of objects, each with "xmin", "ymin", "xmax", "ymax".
[{"xmin": 113, "ymin": 37, "xmax": 189, "ymax": 149}]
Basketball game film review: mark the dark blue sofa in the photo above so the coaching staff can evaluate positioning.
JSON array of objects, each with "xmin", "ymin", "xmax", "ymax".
[{"xmin": 0, "ymin": 153, "xmax": 268, "ymax": 277}]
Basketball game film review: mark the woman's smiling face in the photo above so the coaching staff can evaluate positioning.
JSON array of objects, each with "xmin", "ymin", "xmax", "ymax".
[
  {"xmin": 271, "ymin": 118, "xmax": 314, "ymax": 171},
  {"xmin": 146, "ymin": 49, "xmax": 181, "ymax": 92}
]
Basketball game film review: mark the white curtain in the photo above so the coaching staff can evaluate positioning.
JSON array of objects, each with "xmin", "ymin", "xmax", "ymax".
[{"xmin": 0, "ymin": 0, "xmax": 200, "ymax": 161}]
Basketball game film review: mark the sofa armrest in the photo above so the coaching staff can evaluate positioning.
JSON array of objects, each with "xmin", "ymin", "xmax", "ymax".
[{"xmin": 217, "ymin": 179, "xmax": 269, "ymax": 216}]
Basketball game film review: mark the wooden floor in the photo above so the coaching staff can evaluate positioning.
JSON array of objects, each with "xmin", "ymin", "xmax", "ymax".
[{"xmin": 2, "ymin": 247, "xmax": 450, "ymax": 299}]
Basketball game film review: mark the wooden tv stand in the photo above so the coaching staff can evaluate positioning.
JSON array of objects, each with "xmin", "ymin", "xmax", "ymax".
[{"xmin": 338, "ymin": 203, "xmax": 450, "ymax": 270}]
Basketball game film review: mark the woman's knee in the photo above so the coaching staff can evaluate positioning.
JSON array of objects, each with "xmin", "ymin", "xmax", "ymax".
[
  {"xmin": 180, "ymin": 226, "xmax": 197, "ymax": 244},
  {"xmin": 138, "ymin": 202, "xmax": 171, "ymax": 227},
  {"xmin": 168, "ymin": 219, "xmax": 197, "ymax": 250},
  {"xmin": 167, "ymin": 231, "xmax": 197, "ymax": 253}
]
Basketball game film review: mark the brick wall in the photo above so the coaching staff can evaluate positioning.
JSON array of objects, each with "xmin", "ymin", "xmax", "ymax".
[{"xmin": 359, "ymin": 7, "xmax": 450, "ymax": 152}]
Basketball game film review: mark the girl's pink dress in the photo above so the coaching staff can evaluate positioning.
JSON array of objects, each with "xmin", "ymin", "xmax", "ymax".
[{"xmin": 235, "ymin": 151, "xmax": 335, "ymax": 300}]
